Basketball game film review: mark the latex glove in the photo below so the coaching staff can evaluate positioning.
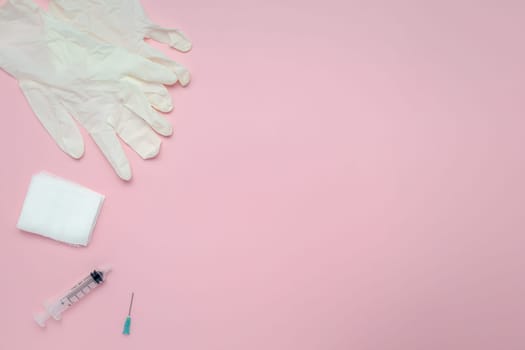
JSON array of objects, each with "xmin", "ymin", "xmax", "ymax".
[
  {"xmin": 49, "ymin": 0, "xmax": 192, "ymax": 86},
  {"xmin": 0, "ymin": 0, "xmax": 177, "ymax": 180}
]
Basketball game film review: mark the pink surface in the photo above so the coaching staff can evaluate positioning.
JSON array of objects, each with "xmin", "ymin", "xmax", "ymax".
[{"xmin": 1, "ymin": 0, "xmax": 525, "ymax": 349}]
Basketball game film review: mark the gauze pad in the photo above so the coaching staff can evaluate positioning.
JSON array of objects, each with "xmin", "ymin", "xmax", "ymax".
[{"xmin": 17, "ymin": 172, "xmax": 105, "ymax": 246}]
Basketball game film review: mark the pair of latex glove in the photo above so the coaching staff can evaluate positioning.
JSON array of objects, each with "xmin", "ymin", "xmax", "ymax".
[{"xmin": 0, "ymin": 0, "xmax": 191, "ymax": 180}]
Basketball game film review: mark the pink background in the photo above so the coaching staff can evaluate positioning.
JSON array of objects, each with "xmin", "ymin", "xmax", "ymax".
[{"xmin": 1, "ymin": 0, "xmax": 525, "ymax": 349}]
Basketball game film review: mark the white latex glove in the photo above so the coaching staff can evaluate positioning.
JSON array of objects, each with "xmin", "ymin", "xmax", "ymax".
[
  {"xmin": 49, "ymin": 0, "xmax": 192, "ymax": 86},
  {"xmin": 0, "ymin": 0, "xmax": 178, "ymax": 180}
]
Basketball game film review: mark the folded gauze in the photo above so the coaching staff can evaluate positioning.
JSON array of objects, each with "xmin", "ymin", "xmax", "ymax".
[{"xmin": 17, "ymin": 172, "xmax": 105, "ymax": 246}]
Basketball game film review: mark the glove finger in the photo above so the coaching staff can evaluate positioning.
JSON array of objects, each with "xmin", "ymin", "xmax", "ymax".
[
  {"xmin": 162, "ymin": 59, "xmax": 191, "ymax": 87},
  {"xmin": 121, "ymin": 83, "xmax": 173, "ymax": 136},
  {"xmin": 19, "ymin": 80, "xmax": 84, "ymax": 159},
  {"xmin": 126, "ymin": 55, "xmax": 178, "ymax": 86},
  {"xmin": 109, "ymin": 107, "xmax": 163, "ymax": 160},
  {"xmin": 90, "ymin": 127, "xmax": 132, "ymax": 181},
  {"xmin": 139, "ymin": 43, "xmax": 191, "ymax": 86},
  {"xmin": 146, "ymin": 86, "xmax": 173, "ymax": 113},
  {"xmin": 146, "ymin": 25, "xmax": 192, "ymax": 52},
  {"xmin": 124, "ymin": 77, "xmax": 173, "ymax": 112}
]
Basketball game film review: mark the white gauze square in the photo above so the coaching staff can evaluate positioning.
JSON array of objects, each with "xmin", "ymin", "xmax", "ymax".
[{"xmin": 17, "ymin": 172, "xmax": 105, "ymax": 246}]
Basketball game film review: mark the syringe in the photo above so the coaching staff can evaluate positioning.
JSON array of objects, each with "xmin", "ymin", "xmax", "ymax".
[{"xmin": 34, "ymin": 266, "xmax": 111, "ymax": 327}]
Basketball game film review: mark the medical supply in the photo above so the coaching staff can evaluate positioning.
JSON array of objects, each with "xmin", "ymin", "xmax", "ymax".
[
  {"xmin": 0, "ymin": 0, "xmax": 178, "ymax": 180},
  {"xmin": 35, "ymin": 266, "xmax": 112, "ymax": 327},
  {"xmin": 17, "ymin": 172, "xmax": 104, "ymax": 246},
  {"xmin": 49, "ymin": 0, "xmax": 192, "ymax": 86},
  {"xmin": 122, "ymin": 292, "xmax": 135, "ymax": 335}
]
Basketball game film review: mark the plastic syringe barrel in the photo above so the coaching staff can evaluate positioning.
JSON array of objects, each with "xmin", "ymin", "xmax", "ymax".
[{"xmin": 34, "ymin": 266, "xmax": 111, "ymax": 327}]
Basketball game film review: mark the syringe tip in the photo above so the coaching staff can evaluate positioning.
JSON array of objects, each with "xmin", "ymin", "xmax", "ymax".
[{"xmin": 34, "ymin": 311, "xmax": 50, "ymax": 327}]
